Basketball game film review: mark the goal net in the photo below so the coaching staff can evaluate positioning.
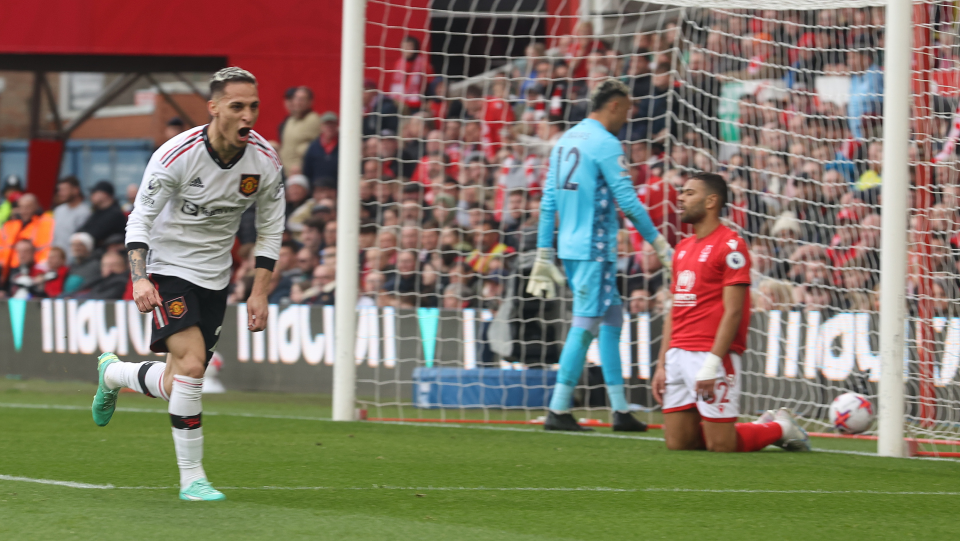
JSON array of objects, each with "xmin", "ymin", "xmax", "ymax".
[{"xmin": 352, "ymin": 0, "xmax": 960, "ymax": 454}]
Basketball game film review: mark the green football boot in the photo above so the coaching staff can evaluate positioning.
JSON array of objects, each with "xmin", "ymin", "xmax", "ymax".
[
  {"xmin": 91, "ymin": 352, "xmax": 121, "ymax": 427},
  {"xmin": 179, "ymin": 479, "xmax": 226, "ymax": 501}
]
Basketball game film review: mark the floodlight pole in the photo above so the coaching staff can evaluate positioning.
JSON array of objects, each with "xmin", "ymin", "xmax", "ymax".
[
  {"xmin": 877, "ymin": 0, "xmax": 912, "ymax": 458},
  {"xmin": 333, "ymin": 0, "xmax": 366, "ymax": 422}
]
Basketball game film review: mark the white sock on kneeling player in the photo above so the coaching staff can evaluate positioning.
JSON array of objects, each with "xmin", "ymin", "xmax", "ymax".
[
  {"xmin": 104, "ymin": 361, "xmax": 169, "ymax": 400},
  {"xmin": 169, "ymin": 375, "xmax": 206, "ymax": 489}
]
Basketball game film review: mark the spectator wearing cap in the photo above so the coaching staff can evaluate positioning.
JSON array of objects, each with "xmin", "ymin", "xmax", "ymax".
[
  {"xmin": 362, "ymin": 79, "xmax": 399, "ymax": 138},
  {"xmin": 63, "ymin": 232, "xmax": 100, "ymax": 294},
  {"xmin": 302, "ymin": 112, "xmax": 339, "ymax": 185},
  {"xmin": 0, "ymin": 193, "xmax": 54, "ymax": 284},
  {"xmin": 0, "ymin": 174, "xmax": 24, "ymax": 225},
  {"xmin": 51, "ymin": 176, "xmax": 91, "ymax": 262},
  {"xmin": 78, "ymin": 181, "xmax": 126, "ymax": 248},
  {"xmin": 279, "ymin": 87, "xmax": 323, "ymax": 175},
  {"xmin": 164, "ymin": 117, "xmax": 187, "ymax": 143}
]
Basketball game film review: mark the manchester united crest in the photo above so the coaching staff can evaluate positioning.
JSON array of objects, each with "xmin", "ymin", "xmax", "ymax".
[
  {"xmin": 239, "ymin": 174, "xmax": 260, "ymax": 196},
  {"xmin": 166, "ymin": 297, "xmax": 188, "ymax": 319}
]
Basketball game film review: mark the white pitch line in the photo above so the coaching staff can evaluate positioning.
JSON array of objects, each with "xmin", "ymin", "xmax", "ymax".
[
  {"xmin": 0, "ymin": 474, "xmax": 114, "ymax": 489},
  {"xmin": 3, "ymin": 475, "xmax": 960, "ymax": 496},
  {"xmin": 3, "ymin": 402, "xmax": 959, "ymax": 462}
]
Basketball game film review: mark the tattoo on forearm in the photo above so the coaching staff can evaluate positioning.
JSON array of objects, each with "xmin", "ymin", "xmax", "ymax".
[{"xmin": 129, "ymin": 249, "xmax": 148, "ymax": 282}]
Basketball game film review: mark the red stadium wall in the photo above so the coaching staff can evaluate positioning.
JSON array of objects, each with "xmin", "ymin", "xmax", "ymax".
[{"xmin": 0, "ymin": 0, "xmax": 430, "ymax": 140}]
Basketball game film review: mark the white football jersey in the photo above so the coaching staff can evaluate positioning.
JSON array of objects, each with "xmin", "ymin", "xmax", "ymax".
[{"xmin": 126, "ymin": 125, "xmax": 285, "ymax": 290}]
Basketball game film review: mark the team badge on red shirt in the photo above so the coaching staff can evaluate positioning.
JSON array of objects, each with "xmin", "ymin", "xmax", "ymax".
[{"xmin": 239, "ymin": 174, "xmax": 260, "ymax": 196}]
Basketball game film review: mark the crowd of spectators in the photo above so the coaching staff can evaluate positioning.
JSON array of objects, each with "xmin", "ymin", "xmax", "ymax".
[{"xmin": 2, "ymin": 7, "xmax": 959, "ymax": 330}]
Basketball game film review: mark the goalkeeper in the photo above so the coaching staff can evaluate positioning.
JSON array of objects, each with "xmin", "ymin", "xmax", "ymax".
[{"xmin": 528, "ymin": 79, "xmax": 672, "ymax": 432}]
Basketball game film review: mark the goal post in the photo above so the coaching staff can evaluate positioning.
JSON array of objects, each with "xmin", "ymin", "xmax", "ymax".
[
  {"xmin": 332, "ymin": 0, "xmax": 953, "ymax": 456},
  {"xmin": 877, "ymin": 0, "xmax": 910, "ymax": 458},
  {"xmin": 333, "ymin": 0, "xmax": 367, "ymax": 422}
]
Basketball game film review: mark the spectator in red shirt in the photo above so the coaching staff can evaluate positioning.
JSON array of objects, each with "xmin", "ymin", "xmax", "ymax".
[
  {"xmin": 389, "ymin": 36, "xmax": 432, "ymax": 113},
  {"xmin": 827, "ymin": 209, "xmax": 861, "ymax": 272},
  {"xmin": 482, "ymin": 78, "xmax": 517, "ymax": 162},
  {"xmin": 42, "ymin": 246, "xmax": 68, "ymax": 297},
  {"xmin": 637, "ymin": 173, "xmax": 690, "ymax": 247}
]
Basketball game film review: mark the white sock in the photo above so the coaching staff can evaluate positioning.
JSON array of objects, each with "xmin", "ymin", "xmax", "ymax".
[
  {"xmin": 104, "ymin": 361, "xmax": 168, "ymax": 400},
  {"xmin": 169, "ymin": 375, "xmax": 206, "ymax": 489}
]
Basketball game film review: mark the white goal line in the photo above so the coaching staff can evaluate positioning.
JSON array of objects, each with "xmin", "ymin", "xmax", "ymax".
[
  {"xmin": 1, "ymin": 475, "xmax": 959, "ymax": 496},
  {"xmin": 3, "ymin": 402, "xmax": 958, "ymax": 462}
]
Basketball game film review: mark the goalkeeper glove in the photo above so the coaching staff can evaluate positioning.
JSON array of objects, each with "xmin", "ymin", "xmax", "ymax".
[
  {"xmin": 652, "ymin": 235, "xmax": 674, "ymax": 276},
  {"xmin": 526, "ymin": 248, "xmax": 566, "ymax": 299}
]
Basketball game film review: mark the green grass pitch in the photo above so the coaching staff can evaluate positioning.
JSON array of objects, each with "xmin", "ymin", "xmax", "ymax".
[{"xmin": 1, "ymin": 379, "xmax": 959, "ymax": 540}]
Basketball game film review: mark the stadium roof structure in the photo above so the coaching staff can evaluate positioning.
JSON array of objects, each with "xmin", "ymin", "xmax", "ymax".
[{"xmin": 0, "ymin": 0, "xmax": 429, "ymax": 203}]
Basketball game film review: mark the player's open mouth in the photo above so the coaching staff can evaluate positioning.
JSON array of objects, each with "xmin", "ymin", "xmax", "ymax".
[{"xmin": 238, "ymin": 127, "xmax": 251, "ymax": 141}]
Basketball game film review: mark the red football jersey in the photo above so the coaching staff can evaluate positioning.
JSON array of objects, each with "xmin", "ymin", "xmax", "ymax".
[{"xmin": 669, "ymin": 225, "xmax": 752, "ymax": 354}]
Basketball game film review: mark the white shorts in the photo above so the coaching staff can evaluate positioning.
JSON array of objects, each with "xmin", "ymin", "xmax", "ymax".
[{"xmin": 662, "ymin": 348, "xmax": 741, "ymax": 422}]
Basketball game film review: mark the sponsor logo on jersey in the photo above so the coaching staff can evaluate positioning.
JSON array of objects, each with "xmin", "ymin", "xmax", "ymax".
[
  {"xmin": 698, "ymin": 245, "xmax": 713, "ymax": 262},
  {"xmin": 181, "ymin": 200, "xmax": 240, "ymax": 218},
  {"xmin": 676, "ymin": 270, "xmax": 696, "ymax": 292},
  {"xmin": 188, "ymin": 177, "xmax": 205, "ymax": 189},
  {"xmin": 139, "ymin": 194, "xmax": 156, "ymax": 207},
  {"xmin": 181, "ymin": 201, "xmax": 199, "ymax": 216},
  {"xmin": 145, "ymin": 176, "xmax": 162, "ymax": 196},
  {"xmin": 239, "ymin": 174, "xmax": 260, "ymax": 196},
  {"xmin": 678, "ymin": 250, "xmax": 686, "ymax": 260},
  {"xmin": 726, "ymin": 251, "xmax": 746, "ymax": 269},
  {"xmin": 166, "ymin": 297, "xmax": 187, "ymax": 319}
]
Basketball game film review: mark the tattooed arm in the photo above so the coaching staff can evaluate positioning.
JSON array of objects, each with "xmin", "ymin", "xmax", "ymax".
[{"xmin": 128, "ymin": 246, "xmax": 162, "ymax": 314}]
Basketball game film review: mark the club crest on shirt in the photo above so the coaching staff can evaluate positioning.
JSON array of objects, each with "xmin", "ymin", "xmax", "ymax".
[
  {"xmin": 676, "ymin": 270, "xmax": 696, "ymax": 292},
  {"xmin": 239, "ymin": 174, "xmax": 260, "ymax": 196},
  {"xmin": 166, "ymin": 297, "xmax": 187, "ymax": 319}
]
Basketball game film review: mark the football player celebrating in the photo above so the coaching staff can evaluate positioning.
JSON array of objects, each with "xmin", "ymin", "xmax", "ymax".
[
  {"xmin": 90, "ymin": 67, "xmax": 285, "ymax": 500},
  {"xmin": 528, "ymin": 79, "xmax": 672, "ymax": 432},
  {"xmin": 652, "ymin": 172, "xmax": 810, "ymax": 452}
]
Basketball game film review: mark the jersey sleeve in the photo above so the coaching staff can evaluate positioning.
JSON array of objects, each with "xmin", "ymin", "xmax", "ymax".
[
  {"xmin": 536, "ymin": 145, "xmax": 559, "ymax": 250},
  {"xmin": 597, "ymin": 141, "xmax": 660, "ymax": 243},
  {"xmin": 125, "ymin": 153, "xmax": 181, "ymax": 248},
  {"xmin": 720, "ymin": 238, "xmax": 751, "ymax": 287},
  {"xmin": 253, "ymin": 168, "xmax": 286, "ymax": 263}
]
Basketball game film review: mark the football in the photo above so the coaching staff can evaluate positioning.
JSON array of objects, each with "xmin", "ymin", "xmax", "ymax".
[{"xmin": 828, "ymin": 392, "xmax": 876, "ymax": 434}]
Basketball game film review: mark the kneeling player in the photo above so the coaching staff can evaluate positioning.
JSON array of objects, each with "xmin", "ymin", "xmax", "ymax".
[{"xmin": 651, "ymin": 173, "xmax": 809, "ymax": 452}]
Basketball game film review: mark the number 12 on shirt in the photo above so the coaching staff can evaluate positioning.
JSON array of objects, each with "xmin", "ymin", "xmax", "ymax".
[{"xmin": 556, "ymin": 146, "xmax": 580, "ymax": 191}]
